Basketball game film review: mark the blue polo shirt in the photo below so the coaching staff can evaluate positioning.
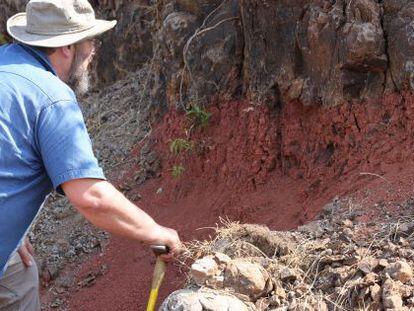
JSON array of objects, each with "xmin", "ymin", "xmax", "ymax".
[{"xmin": 0, "ymin": 43, "xmax": 105, "ymax": 277}]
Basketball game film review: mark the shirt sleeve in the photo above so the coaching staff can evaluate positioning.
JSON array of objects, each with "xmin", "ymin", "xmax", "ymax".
[{"xmin": 36, "ymin": 100, "xmax": 105, "ymax": 194}]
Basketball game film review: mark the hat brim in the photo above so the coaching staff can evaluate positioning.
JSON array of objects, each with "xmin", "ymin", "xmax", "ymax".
[{"xmin": 7, "ymin": 13, "xmax": 117, "ymax": 48}]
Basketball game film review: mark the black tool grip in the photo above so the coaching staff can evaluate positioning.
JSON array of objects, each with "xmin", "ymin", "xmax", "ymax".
[{"xmin": 150, "ymin": 245, "xmax": 170, "ymax": 256}]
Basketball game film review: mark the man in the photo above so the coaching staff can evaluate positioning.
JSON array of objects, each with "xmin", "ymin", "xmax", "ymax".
[{"xmin": 0, "ymin": 1, "xmax": 182, "ymax": 310}]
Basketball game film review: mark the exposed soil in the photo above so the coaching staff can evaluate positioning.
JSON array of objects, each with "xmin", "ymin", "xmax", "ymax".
[{"xmin": 56, "ymin": 94, "xmax": 414, "ymax": 310}]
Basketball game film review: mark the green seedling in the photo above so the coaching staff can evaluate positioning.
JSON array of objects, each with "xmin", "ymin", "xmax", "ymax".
[
  {"xmin": 0, "ymin": 33, "xmax": 8, "ymax": 45},
  {"xmin": 170, "ymin": 138, "xmax": 193, "ymax": 154},
  {"xmin": 171, "ymin": 164, "xmax": 185, "ymax": 178},
  {"xmin": 186, "ymin": 104, "xmax": 211, "ymax": 128}
]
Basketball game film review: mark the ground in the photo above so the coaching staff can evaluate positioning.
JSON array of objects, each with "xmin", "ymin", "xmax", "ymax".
[{"xmin": 37, "ymin": 94, "xmax": 414, "ymax": 310}]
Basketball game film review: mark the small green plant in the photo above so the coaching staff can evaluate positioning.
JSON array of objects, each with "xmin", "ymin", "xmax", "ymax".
[
  {"xmin": 171, "ymin": 164, "xmax": 185, "ymax": 178},
  {"xmin": 170, "ymin": 138, "xmax": 193, "ymax": 154},
  {"xmin": 0, "ymin": 33, "xmax": 8, "ymax": 45},
  {"xmin": 186, "ymin": 104, "xmax": 211, "ymax": 128}
]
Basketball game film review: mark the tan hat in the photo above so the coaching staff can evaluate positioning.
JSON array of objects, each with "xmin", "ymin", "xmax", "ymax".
[{"xmin": 6, "ymin": 0, "xmax": 117, "ymax": 48}]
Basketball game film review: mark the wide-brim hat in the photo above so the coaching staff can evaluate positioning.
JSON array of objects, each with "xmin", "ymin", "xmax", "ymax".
[{"xmin": 7, "ymin": 0, "xmax": 117, "ymax": 48}]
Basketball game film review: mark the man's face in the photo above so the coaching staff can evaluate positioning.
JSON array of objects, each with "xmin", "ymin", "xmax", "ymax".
[{"xmin": 67, "ymin": 39, "xmax": 98, "ymax": 96}]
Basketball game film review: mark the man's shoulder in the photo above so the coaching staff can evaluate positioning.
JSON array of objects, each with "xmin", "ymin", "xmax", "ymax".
[{"xmin": 0, "ymin": 44, "xmax": 76, "ymax": 106}]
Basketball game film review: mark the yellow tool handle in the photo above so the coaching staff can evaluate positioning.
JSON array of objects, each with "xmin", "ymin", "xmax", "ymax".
[
  {"xmin": 146, "ymin": 288, "xmax": 159, "ymax": 311},
  {"xmin": 146, "ymin": 254, "xmax": 167, "ymax": 311}
]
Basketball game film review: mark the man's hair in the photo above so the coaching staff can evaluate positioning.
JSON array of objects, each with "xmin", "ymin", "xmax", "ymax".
[{"xmin": 36, "ymin": 46, "xmax": 56, "ymax": 55}]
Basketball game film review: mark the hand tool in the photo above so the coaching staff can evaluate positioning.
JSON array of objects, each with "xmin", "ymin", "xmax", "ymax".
[{"xmin": 146, "ymin": 245, "xmax": 170, "ymax": 311}]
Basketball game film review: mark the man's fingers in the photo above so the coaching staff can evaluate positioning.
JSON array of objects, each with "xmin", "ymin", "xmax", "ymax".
[
  {"xmin": 159, "ymin": 253, "xmax": 174, "ymax": 262},
  {"xmin": 18, "ymin": 243, "xmax": 33, "ymax": 267},
  {"xmin": 25, "ymin": 239, "xmax": 35, "ymax": 256}
]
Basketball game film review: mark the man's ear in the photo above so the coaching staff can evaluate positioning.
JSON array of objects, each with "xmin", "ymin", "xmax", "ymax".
[{"xmin": 59, "ymin": 45, "xmax": 74, "ymax": 59}]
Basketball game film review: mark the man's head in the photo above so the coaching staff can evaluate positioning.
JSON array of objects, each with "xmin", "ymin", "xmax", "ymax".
[
  {"xmin": 46, "ymin": 38, "xmax": 99, "ymax": 96},
  {"xmin": 6, "ymin": 0, "xmax": 116, "ymax": 95}
]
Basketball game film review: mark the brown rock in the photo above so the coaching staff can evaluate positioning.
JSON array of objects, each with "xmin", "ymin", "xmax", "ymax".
[
  {"xmin": 273, "ymin": 282, "xmax": 287, "ymax": 300},
  {"xmin": 191, "ymin": 256, "xmax": 220, "ymax": 286},
  {"xmin": 379, "ymin": 259, "xmax": 389, "ymax": 268},
  {"xmin": 279, "ymin": 266, "xmax": 300, "ymax": 282},
  {"xmin": 382, "ymin": 279, "xmax": 403, "ymax": 309},
  {"xmin": 342, "ymin": 219, "xmax": 353, "ymax": 228},
  {"xmin": 224, "ymin": 259, "xmax": 270, "ymax": 299},
  {"xmin": 213, "ymin": 252, "xmax": 231, "ymax": 267},
  {"xmin": 370, "ymin": 283, "xmax": 381, "ymax": 302},
  {"xmin": 358, "ymin": 257, "xmax": 379, "ymax": 274},
  {"xmin": 363, "ymin": 272, "xmax": 379, "ymax": 285},
  {"xmin": 386, "ymin": 261, "xmax": 413, "ymax": 284},
  {"xmin": 384, "ymin": 294, "xmax": 403, "ymax": 309},
  {"xmin": 255, "ymin": 297, "xmax": 270, "ymax": 311},
  {"xmin": 297, "ymin": 221, "xmax": 324, "ymax": 237}
]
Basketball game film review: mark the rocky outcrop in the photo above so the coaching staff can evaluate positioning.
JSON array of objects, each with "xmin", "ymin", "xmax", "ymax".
[
  {"xmin": 147, "ymin": 0, "xmax": 414, "ymax": 107},
  {"xmin": 162, "ymin": 201, "xmax": 414, "ymax": 310},
  {"xmin": 3, "ymin": 1, "xmax": 414, "ymax": 106}
]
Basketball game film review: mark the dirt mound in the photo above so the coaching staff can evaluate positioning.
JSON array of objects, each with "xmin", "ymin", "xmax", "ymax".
[
  {"xmin": 61, "ymin": 93, "xmax": 414, "ymax": 310},
  {"xmin": 164, "ymin": 201, "xmax": 414, "ymax": 310}
]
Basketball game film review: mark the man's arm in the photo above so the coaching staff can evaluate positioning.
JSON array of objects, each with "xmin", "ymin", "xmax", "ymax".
[{"xmin": 61, "ymin": 178, "xmax": 181, "ymax": 258}]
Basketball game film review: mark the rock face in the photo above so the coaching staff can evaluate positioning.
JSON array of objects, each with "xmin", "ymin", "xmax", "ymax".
[
  {"xmin": 150, "ymin": 0, "xmax": 414, "ymax": 108},
  {"xmin": 3, "ymin": 1, "xmax": 414, "ymax": 106}
]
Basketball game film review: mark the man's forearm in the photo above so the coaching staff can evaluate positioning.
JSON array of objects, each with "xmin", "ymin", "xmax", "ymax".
[{"xmin": 62, "ymin": 180, "xmax": 165, "ymax": 245}]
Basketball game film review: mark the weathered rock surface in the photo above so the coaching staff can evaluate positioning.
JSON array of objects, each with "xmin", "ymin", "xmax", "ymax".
[
  {"xmin": 224, "ymin": 259, "xmax": 270, "ymax": 299},
  {"xmin": 160, "ymin": 288, "xmax": 254, "ymax": 311},
  {"xmin": 4, "ymin": 1, "xmax": 414, "ymax": 106},
  {"xmin": 191, "ymin": 256, "xmax": 220, "ymax": 287},
  {"xmin": 162, "ymin": 201, "xmax": 414, "ymax": 310},
  {"xmin": 386, "ymin": 261, "xmax": 413, "ymax": 284},
  {"xmin": 150, "ymin": 0, "xmax": 414, "ymax": 107}
]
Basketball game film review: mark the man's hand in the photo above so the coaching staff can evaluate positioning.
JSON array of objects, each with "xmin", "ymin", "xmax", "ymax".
[
  {"xmin": 18, "ymin": 237, "xmax": 35, "ymax": 267},
  {"xmin": 152, "ymin": 225, "xmax": 182, "ymax": 261}
]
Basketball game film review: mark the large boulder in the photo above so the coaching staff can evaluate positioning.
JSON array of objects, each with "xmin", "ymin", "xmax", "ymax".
[{"xmin": 159, "ymin": 288, "xmax": 254, "ymax": 311}]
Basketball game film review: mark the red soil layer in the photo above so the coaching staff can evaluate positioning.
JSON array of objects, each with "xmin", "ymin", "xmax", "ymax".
[{"xmin": 65, "ymin": 94, "xmax": 414, "ymax": 310}]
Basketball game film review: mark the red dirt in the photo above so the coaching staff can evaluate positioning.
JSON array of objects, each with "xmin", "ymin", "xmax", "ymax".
[{"xmin": 64, "ymin": 94, "xmax": 414, "ymax": 310}]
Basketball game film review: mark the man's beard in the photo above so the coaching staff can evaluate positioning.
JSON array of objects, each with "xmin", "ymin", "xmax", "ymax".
[{"xmin": 67, "ymin": 47, "xmax": 91, "ymax": 97}]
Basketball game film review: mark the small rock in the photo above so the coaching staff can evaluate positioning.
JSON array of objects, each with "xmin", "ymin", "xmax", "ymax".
[
  {"xmin": 50, "ymin": 298, "xmax": 63, "ymax": 308},
  {"xmin": 382, "ymin": 279, "xmax": 403, "ymax": 309},
  {"xmin": 255, "ymin": 297, "xmax": 270, "ymax": 310},
  {"xmin": 224, "ymin": 259, "xmax": 270, "ymax": 299},
  {"xmin": 273, "ymin": 281, "xmax": 287, "ymax": 299},
  {"xmin": 384, "ymin": 294, "xmax": 403, "ymax": 309},
  {"xmin": 386, "ymin": 261, "xmax": 412, "ymax": 284},
  {"xmin": 213, "ymin": 252, "xmax": 231, "ymax": 267},
  {"xmin": 362, "ymin": 272, "xmax": 378, "ymax": 285},
  {"xmin": 370, "ymin": 284, "xmax": 381, "ymax": 302},
  {"xmin": 191, "ymin": 256, "xmax": 220, "ymax": 286},
  {"xmin": 378, "ymin": 259, "xmax": 389, "ymax": 268},
  {"xmin": 342, "ymin": 227, "xmax": 354, "ymax": 238},
  {"xmin": 297, "ymin": 221, "xmax": 324, "ymax": 237},
  {"xmin": 206, "ymin": 275, "xmax": 224, "ymax": 289},
  {"xmin": 342, "ymin": 219, "xmax": 353, "ymax": 227},
  {"xmin": 358, "ymin": 257, "xmax": 378, "ymax": 274},
  {"xmin": 279, "ymin": 266, "xmax": 299, "ymax": 282},
  {"xmin": 399, "ymin": 237, "xmax": 409, "ymax": 247}
]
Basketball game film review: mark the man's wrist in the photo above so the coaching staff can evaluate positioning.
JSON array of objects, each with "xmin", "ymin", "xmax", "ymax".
[{"xmin": 141, "ymin": 222, "xmax": 164, "ymax": 245}]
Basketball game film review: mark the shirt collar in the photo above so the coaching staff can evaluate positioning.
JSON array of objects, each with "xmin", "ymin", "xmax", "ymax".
[{"xmin": 18, "ymin": 43, "xmax": 57, "ymax": 76}]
